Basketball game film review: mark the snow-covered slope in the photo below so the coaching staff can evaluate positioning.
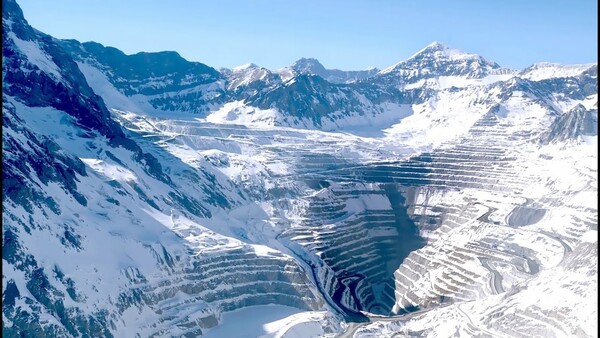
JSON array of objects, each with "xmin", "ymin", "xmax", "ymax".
[
  {"xmin": 3, "ymin": 0, "xmax": 597, "ymax": 337},
  {"xmin": 108, "ymin": 82, "xmax": 597, "ymax": 337},
  {"xmin": 520, "ymin": 62, "xmax": 596, "ymax": 81},
  {"xmin": 2, "ymin": 1, "xmax": 334, "ymax": 336},
  {"xmin": 60, "ymin": 39, "xmax": 226, "ymax": 115},
  {"xmin": 376, "ymin": 41, "xmax": 514, "ymax": 84},
  {"xmin": 353, "ymin": 137, "xmax": 598, "ymax": 337}
]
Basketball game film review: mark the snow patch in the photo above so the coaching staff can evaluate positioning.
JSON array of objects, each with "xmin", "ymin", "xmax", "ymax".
[
  {"xmin": 521, "ymin": 62, "xmax": 596, "ymax": 81},
  {"xmin": 8, "ymin": 32, "xmax": 62, "ymax": 81}
]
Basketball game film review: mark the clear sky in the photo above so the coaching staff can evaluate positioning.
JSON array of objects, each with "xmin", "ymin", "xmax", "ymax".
[{"xmin": 17, "ymin": 0, "xmax": 598, "ymax": 71}]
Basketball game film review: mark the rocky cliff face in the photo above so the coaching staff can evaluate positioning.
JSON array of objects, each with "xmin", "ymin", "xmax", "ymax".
[{"xmin": 541, "ymin": 104, "xmax": 598, "ymax": 144}]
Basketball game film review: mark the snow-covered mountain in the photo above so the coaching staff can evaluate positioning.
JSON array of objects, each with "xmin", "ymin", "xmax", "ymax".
[
  {"xmin": 378, "ymin": 41, "xmax": 512, "ymax": 79},
  {"xmin": 520, "ymin": 62, "xmax": 597, "ymax": 81},
  {"xmin": 60, "ymin": 39, "xmax": 226, "ymax": 115},
  {"xmin": 279, "ymin": 58, "xmax": 379, "ymax": 84},
  {"xmin": 3, "ymin": 1, "xmax": 334, "ymax": 336},
  {"xmin": 3, "ymin": 0, "xmax": 598, "ymax": 337},
  {"xmin": 57, "ymin": 34, "xmax": 597, "ymax": 137}
]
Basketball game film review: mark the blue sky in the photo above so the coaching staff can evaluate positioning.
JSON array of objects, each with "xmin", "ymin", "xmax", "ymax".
[{"xmin": 18, "ymin": 0, "xmax": 598, "ymax": 71}]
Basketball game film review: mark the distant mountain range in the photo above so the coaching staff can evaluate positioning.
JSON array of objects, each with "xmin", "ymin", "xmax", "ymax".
[{"xmin": 54, "ymin": 34, "xmax": 597, "ymax": 134}]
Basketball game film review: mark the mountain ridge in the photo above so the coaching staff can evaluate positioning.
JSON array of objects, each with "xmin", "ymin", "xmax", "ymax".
[{"xmin": 55, "ymin": 36, "xmax": 597, "ymax": 137}]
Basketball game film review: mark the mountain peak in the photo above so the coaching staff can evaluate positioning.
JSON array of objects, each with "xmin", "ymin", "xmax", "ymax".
[
  {"xmin": 295, "ymin": 57, "xmax": 321, "ymax": 64},
  {"xmin": 422, "ymin": 41, "xmax": 448, "ymax": 51},
  {"xmin": 232, "ymin": 63, "xmax": 259, "ymax": 71},
  {"xmin": 284, "ymin": 58, "xmax": 379, "ymax": 83},
  {"xmin": 379, "ymin": 41, "xmax": 501, "ymax": 77},
  {"xmin": 408, "ymin": 41, "xmax": 470, "ymax": 61},
  {"xmin": 292, "ymin": 58, "xmax": 327, "ymax": 74}
]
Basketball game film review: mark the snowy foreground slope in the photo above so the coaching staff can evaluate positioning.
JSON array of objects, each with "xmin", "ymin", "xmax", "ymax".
[{"xmin": 2, "ymin": 0, "xmax": 598, "ymax": 337}]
